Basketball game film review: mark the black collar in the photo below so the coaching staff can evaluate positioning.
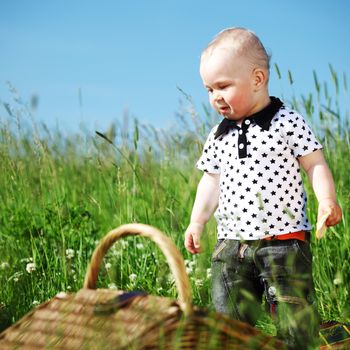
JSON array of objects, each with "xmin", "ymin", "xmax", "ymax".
[{"xmin": 214, "ymin": 97, "xmax": 283, "ymax": 139}]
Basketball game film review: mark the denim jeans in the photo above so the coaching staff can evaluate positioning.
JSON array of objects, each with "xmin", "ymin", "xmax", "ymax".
[{"xmin": 211, "ymin": 234, "xmax": 320, "ymax": 349}]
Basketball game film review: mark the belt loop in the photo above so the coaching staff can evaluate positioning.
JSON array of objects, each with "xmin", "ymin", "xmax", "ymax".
[{"xmin": 238, "ymin": 243, "xmax": 249, "ymax": 260}]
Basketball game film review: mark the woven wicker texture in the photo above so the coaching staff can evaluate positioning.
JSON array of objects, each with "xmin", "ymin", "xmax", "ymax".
[{"xmin": 0, "ymin": 223, "xmax": 286, "ymax": 349}]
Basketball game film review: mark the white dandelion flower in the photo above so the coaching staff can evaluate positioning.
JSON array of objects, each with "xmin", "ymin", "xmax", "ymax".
[
  {"xmin": 105, "ymin": 262, "xmax": 112, "ymax": 270},
  {"xmin": 195, "ymin": 278, "xmax": 204, "ymax": 287},
  {"xmin": 0, "ymin": 262, "xmax": 9, "ymax": 270},
  {"xmin": 108, "ymin": 283, "xmax": 117, "ymax": 290},
  {"xmin": 333, "ymin": 277, "xmax": 342, "ymax": 285},
  {"xmin": 11, "ymin": 272, "xmax": 22, "ymax": 282},
  {"xmin": 129, "ymin": 273, "xmax": 137, "ymax": 282},
  {"xmin": 136, "ymin": 243, "xmax": 145, "ymax": 250},
  {"xmin": 113, "ymin": 250, "xmax": 121, "ymax": 257},
  {"xmin": 65, "ymin": 249, "xmax": 75, "ymax": 259},
  {"xmin": 186, "ymin": 266, "xmax": 193, "ymax": 274},
  {"xmin": 26, "ymin": 262, "xmax": 36, "ymax": 274},
  {"xmin": 120, "ymin": 240, "xmax": 129, "ymax": 248},
  {"xmin": 167, "ymin": 274, "xmax": 175, "ymax": 285}
]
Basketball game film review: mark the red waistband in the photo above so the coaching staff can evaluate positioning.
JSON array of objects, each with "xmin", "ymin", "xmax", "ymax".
[{"xmin": 263, "ymin": 231, "xmax": 306, "ymax": 242}]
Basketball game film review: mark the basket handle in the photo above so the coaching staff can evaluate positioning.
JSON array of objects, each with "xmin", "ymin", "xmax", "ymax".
[{"xmin": 83, "ymin": 223, "xmax": 193, "ymax": 316}]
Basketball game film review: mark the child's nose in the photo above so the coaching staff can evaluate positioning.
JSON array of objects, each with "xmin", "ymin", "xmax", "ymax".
[{"xmin": 213, "ymin": 90, "xmax": 223, "ymax": 102}]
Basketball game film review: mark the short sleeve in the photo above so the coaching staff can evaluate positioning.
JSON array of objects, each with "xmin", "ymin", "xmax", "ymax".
[
  {"xmin": 196, "ymin": 126, "xmax": 221, "ymax": 174},
  {"xmin": 280, "ymin": 110, "xmax": 323, "ymax": 158}
]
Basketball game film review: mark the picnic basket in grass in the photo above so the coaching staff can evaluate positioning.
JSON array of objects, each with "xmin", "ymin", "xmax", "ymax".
[{"xmin": 0, "ymin": 223, "xmax": 287, "ymax": 349}]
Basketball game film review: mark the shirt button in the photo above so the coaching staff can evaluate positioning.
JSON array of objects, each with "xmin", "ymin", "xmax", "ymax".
[
  {"xmin": 239, "ymin": 143, "xmax": 244, "ymax": 149},
  {"xmin": 239, "ymin": 129, "xmax": 243, "ymax": 135},
  {"xmin": 245, "ymin": 119, "xmax": 251, "ymax": 125}
]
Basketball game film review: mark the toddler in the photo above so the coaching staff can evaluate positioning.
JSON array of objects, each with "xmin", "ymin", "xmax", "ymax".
[{"xmin": 184, "ymin": 27, "xmax": 342, "ymax": 349}]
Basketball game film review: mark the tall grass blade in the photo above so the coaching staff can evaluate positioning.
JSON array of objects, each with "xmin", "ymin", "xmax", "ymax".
[{"xmin": 274, "ymin": 63, "xmax": 281, "ymax": 80}]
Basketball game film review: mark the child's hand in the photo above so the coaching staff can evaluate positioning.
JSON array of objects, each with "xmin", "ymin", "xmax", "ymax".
[
  {"xmin": 318, "ymin": 198, "xmax": 342, "ymax": 227},
  {"xmin": 184, "ymin": 223, "xmax": 204, "ymax": 254}
]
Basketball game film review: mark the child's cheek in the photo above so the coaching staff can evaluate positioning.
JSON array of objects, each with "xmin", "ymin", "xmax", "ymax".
[{"xmin": 209, "ymin": 98, "xmax": 219, "ymax": 112}]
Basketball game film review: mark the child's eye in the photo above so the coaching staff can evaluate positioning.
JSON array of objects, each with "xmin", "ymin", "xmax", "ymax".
[{"xmin": 206, "ymin": 88, "xmax": 213, "ymax": 94}]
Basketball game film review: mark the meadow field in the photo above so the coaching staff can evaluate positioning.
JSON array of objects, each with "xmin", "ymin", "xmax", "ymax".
[{"xmin": 0, "ymin": 69, "xmax": 349, "ymax": 335}]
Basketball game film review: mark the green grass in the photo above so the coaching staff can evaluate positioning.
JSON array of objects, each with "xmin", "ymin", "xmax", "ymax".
[{"xmin": 0, "ymin": 69, "xmax": 349, "ymax": 337}]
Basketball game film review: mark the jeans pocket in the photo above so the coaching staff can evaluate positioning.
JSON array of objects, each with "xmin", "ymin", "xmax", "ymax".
[{"xmin": 293, "ymin": 240, "xmax": 312, "ymax": 265}]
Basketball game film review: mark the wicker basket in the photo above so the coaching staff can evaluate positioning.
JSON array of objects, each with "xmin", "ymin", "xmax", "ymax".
[{"xmin": 0, "ymin": 223, "xmax": 286, "ymax": 349}]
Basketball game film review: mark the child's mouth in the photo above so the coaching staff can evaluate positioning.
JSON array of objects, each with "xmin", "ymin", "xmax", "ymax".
[{"xmin": 219, "ymin": 106, "xmax": 230, "ymax": 114}]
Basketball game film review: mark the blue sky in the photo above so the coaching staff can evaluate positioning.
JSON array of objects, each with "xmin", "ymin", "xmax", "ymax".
[{"xmin": 1, "ymin": 0, "xmax": 349, "ymax": 133}]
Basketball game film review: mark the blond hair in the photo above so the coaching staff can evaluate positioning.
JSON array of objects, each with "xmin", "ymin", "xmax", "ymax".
[{"xmin": 202, "ymin": 27, "xmax": 270, "ymax": 72}]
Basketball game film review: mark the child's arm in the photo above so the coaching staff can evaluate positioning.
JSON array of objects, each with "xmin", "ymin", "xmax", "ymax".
[
  {"xmin": 299, "ymin": 149, "xmax": 342, "ymax": 226},
  {"xmin": 184, "ymin": 172, "xmax": 220, "ymax": 254}
]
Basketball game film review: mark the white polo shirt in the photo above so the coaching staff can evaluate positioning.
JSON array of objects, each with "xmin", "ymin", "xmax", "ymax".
[{"xmin": 196, "ymin": 97, "xmax": 322, "ymax": 240}]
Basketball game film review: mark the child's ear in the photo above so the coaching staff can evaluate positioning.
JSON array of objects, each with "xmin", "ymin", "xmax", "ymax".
[{"xmin": 252, "ymin": 68, "xmax": 268, "ymax": 91}]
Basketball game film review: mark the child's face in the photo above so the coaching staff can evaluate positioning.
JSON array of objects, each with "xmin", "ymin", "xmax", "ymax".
[{"xmin": 200, "ymin": 48, "xmax": 259, "ymax": 123}]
